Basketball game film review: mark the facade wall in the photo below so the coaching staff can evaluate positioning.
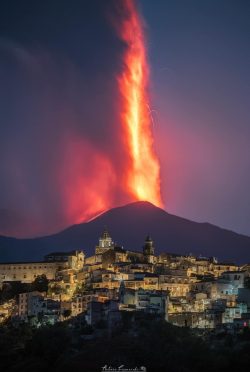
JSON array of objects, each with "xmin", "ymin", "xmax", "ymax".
[
  {"xmin": 0, "ymin": 251, "xmax": 85, "ymax": 284},
  {"xmin": 159, "ymin": 282, "xmax": 190, "ymax": 297},
  {"xmin": 0, "ymin": 262, "xmax": 67, "ymax": 283},
  {"xmin": 18, "ymin": 291, "xmax": 44, "ymax": 318}
]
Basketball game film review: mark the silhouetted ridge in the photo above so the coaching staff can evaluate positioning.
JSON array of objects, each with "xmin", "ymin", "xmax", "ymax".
[{"xmin": 0, "ymin": 201, "xmax": 249, "ymax": 263}]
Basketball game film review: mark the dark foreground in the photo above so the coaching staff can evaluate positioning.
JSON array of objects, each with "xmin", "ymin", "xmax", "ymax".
[{"xmin": 1, "ymin": 313, "xmax": 250, "ymax": 372}]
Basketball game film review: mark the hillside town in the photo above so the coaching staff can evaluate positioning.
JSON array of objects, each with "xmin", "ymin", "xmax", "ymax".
[{"xmin": 1, "ymin": 229, "xmax": 250, "ymax": 332}]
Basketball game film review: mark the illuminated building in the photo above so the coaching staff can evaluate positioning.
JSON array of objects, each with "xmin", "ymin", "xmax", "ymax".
[{"xmin": 0, "ymin": 251, "xmax": 84, "ymax": 284}]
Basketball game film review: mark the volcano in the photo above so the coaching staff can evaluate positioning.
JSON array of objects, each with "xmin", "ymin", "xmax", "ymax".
[{"xmin": 0, "ymin": 201, "xmax": 250, "ymax": 264}]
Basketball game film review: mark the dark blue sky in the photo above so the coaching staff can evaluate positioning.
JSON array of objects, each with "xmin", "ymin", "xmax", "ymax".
[
  {"xmin": 142, "ymin": 0, "xmax": 250, "ymax": 235},
  {"xmin": 0, "ymin": 0, "xmax": 249, "ymax": 237}
]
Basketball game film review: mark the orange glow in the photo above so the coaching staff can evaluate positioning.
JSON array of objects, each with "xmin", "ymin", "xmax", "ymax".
[
  {"xmin": 59, "ymin": 135, "xmax": 116, "ymax": 228},
  {"xmin": 117, "ymin": 0, "xmax": 162, "ymax": 207},
  {"xmin": 0, "ymin": 2, "xmax": 164, "ymax": 239}
]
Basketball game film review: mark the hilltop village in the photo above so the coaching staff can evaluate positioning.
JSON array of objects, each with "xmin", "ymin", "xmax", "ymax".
[{"xmin": 1, "ymin": 229, "xmax": 250, "ymax": 331}]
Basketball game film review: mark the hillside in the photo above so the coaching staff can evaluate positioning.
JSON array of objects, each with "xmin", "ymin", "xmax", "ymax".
[{"xmin": 0, "ymin": 201, "xmax": 250, "ymax": 263}]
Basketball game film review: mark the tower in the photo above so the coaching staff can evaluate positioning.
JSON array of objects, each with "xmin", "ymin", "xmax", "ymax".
[
  {"xmin": 95, "ymin": 228, "xmax": 114, "ymax": 255},
  {"xmin": 143, "ymin": 235, "xmax": 155, "ymax": 263}
]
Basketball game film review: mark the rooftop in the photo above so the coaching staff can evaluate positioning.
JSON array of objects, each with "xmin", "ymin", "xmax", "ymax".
[
  {"xmin": 0, "ymin": 260, "xmax": 47, "ymax": 265},
  {"xmin": 45, "ymin": 251, "xmax": 80, "ymax": 257}
]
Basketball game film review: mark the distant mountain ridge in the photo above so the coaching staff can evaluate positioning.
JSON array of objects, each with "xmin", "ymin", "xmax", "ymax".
[{"xmin": 0, "ymin": 201, "xmax": 249, "ymax": 264}]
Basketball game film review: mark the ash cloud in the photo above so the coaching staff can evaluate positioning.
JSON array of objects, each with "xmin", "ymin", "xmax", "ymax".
[{"xmin": 0, "ymin": 0, "xmax": 134, "ymax": 237}]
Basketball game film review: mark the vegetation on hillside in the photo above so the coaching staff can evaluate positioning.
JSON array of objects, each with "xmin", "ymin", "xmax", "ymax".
[{"xmin": 1, "ymin": 312, "xmax": 250, "ymax": 372}]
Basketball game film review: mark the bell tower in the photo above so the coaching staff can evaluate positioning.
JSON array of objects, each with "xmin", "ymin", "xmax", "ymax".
[
  {"xmin": 95, "ymin": 228, "xmax": 114, "ymax": 255},
  {"xmin": 143, "ymin": 235, "xmax": 155, "ymax": 263}
]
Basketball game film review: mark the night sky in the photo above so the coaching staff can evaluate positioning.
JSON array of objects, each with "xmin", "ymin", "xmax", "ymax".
[{"xmin": 0, "ymin": 0, "xmax": 249, "ymax": 237}]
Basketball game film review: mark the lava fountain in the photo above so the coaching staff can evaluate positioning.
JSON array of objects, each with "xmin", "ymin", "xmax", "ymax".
[
  {"xmin": 0, "ymin": 1, "xmax": 163, "ymax": 238},
  {"xmin": 116, "ymin": 0, "xmax": 163, "ymax": 207}
]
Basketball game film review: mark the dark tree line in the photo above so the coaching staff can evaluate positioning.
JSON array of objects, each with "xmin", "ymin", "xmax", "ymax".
[{"xmin": 1, "ymin": 312, "xmax": 250, "ymax": 372}]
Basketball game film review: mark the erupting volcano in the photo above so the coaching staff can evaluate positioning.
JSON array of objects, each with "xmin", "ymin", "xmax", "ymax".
[
  {"xmin": 116, "ymin": 0, "xmax": 163, "ymax": 207},
  {"xmin": 0, "ymin": 0, "xmax": 163, "ymax": 238}
]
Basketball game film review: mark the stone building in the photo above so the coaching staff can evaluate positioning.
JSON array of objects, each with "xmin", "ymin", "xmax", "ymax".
[
  {"xmin": 18, "ymin": 291, "xmax": 45, "ymax": 319},
  {"xmin": 119, "ymin": 285, "xmax": 168, "ymax": 320},
  {"xmin": 0, "ymin": 261, "xmax": 64, "ymax": 284},
  {"xmin": 45, "ymin": 250, "xmax": 84, "ymax": 270},
  {"xmin": 102, "ymin": 246, "xmax": 128, "ymax": 269},
  {"xmin": 143, "ymin": 236, "xmax": 156, "ymax": 264},
  {"xmin": 95, "ymin": 229, "xmax": 114, "ymax": 255},
  {"xmin": 0, "ymin": 250, "xmax": 84, "ymax": 284}
]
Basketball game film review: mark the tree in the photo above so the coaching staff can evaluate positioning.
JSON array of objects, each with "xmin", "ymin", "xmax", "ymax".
[
  {"xmin": 0, "ymin": 282, "xmax": 30, "ymax": 303},
  {"xmin": 26, "ymin": 325, "xmax": 71, "ymax": 365},
  {"xmin": 31, "ymin": 275, "xmax": 49, "ymax": 292}
]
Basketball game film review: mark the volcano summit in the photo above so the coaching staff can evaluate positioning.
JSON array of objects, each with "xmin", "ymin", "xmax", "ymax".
[{"xmin": 0, "ymin": 201, "xmax": 249, "ymax": 264}]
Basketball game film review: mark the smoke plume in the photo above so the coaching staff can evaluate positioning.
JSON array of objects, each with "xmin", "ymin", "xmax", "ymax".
[{"xmin": 0, "ymin": 0, "xmax": 162, "ymax": 237}]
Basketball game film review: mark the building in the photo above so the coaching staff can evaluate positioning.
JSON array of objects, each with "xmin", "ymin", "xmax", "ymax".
[
  {"xmin": 45, "ymin": 250, "xmax": 85, "ymax": 270},
  {"xmin": 0, "ymin": 250, "xmax": 85, "ymax": 284},
  {"xmin": 0, "ymin": 299, "xmax": 16, "ymax": 323},
  {"xmin": 102, "ymin": 246, "xmax": 128, "ymax": 268},
  {"xmin": 2, "ymin": 229, "xmax": 248, "ymax": 332},
  {"xmin": 159, "ymin": 274, "xmax": 191, "ymax": 297},
  {"xmin": 86, "ymin": 299, "xmax": 121, "ymax": 328},
  {"xmin": 95, "ymin": 229, "xmax": 114, "ymax": 255},
  {"xmin": 120, "ymin": 284, "xmax": 168, "ymax": 320},
  {"xmin": 18, "ymin": 291, "xmax": 61, "ymax": 324},
  {"xmin": 0, "ymin": 262, "xmax": 64, "ymax": 283},
  {"xmin": 18, "ymin": 291, "xmax": 45, "ymax": 319},
  {"xmin": 143, "ymin": 236, "xmax": 156, "ymax": 264}
]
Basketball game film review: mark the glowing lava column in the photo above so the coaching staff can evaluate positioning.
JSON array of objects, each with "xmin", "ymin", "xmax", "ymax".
[{"xmin": 117, "ymin": 0, "xmax": 162, "ymax": 207}]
